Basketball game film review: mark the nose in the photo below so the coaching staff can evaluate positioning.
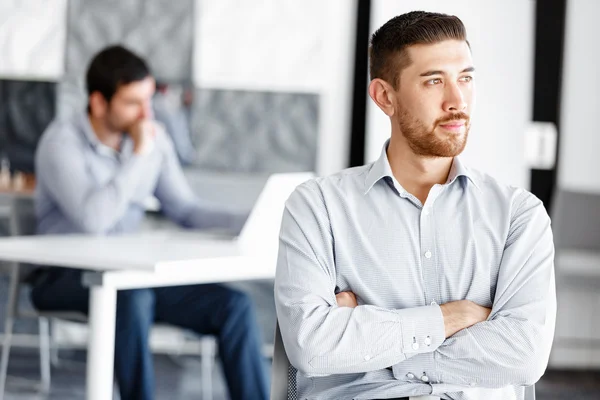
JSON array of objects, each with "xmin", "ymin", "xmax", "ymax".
[{"xmin": 443, "ymin": 82, "xmax": 467, "ymax": 113}]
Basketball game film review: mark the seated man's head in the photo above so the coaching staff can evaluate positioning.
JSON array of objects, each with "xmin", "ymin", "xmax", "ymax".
[
  {"xmin": 86, "ymin": 45, "xmax": 155, "ymax": 133},
  {"xmin": 369, "ymin": 11, "xmax": 474, "ymax": 158}
]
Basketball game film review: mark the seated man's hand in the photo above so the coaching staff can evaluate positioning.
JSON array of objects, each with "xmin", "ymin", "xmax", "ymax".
[
  {"xmin": 129, "ymin": 119, "xmax": 158, "ymax": 155},
  {"xmin": 440, "ymin": 300, "xmax": 491, "ymax": 338},
  {"xmin": 336, "ymin": 291, "xmax": 358, "ymax": 308}
]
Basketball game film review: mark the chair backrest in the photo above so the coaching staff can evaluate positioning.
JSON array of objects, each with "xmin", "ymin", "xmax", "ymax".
[
  {"xmin": 9, "ymin": 196, "xmax": 39, "ymax": 281},
  {"xmin": 9, "ymin": 195, "xmax": 36, "ymax": 236},
  {"xmin": 270, "ymin": 322, "xmax": 297, "ymax": 400},
  {"xmin": 551, "ymin": 189, "xmax": 600, "ymax": 251},
  {"xmin": 525, "ymin": 384, "xmax": 536, "ymax": 400}
]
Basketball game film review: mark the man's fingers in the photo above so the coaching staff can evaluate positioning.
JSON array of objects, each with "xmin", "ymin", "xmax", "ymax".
[{"xmin": 336, "ymin": 291, "xmax": 358, "ymax": 308}]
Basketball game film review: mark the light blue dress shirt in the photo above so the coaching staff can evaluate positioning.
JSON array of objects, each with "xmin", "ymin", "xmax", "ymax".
[{"xmin": 275, "ymin": 140, "xmax": 555, "ymax": 399}]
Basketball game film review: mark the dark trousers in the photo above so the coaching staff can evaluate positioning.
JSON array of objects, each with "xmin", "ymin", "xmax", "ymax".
[{"xmin": 30, "ymin": 268, "xmax": 269, "ymax": 400}]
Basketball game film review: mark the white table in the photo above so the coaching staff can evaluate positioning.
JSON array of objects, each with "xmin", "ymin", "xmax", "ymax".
[{"xmin": 0, "ymin": 230, "xmax": 276, "ymax": 400}]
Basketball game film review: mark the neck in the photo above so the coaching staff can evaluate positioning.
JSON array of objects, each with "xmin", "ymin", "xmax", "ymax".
[
  {"xmin": 88, "ymin": 114, "xmax": 122, "ymax": 151},
  {"xmin": 387, "ymin": 134, "xmax": 454, "ymax": 205}
]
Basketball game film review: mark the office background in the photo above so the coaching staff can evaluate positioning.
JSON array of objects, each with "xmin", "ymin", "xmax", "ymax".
[{"xmin": 0, "ymin": 0, "xmax": 599, "ymax": 399}]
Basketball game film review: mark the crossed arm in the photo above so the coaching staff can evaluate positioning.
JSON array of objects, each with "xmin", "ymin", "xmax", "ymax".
[{"xmin": 275, "ymin": 183, "xmax": 555, "ymax": 389}]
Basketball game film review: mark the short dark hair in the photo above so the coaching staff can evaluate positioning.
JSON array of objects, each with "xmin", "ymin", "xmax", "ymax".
[
  {"xmin": 369, "ymin": 11, "xmax": 468, "ymax": 89},
  {"xmin": 86, "ymin": 45, "xmax": 151, "ymax": 108}
]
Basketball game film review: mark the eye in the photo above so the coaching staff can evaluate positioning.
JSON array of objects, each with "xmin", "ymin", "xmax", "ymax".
[
  {"xmin": 426, "ymin": 78, "xmax": 442, "ymax": 85},
  {"xmin": 459, "ymin": 75, "xmax": 473, "ymax": 82}
]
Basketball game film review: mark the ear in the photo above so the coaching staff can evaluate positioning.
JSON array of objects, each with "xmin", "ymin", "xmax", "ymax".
[
  {"xmin": 89, "ymin": 92, "xmax": 108, "ymax": 118},
  {"xmin": 368, "ymin": 78, "xmax": 396, "ymax": 117}
]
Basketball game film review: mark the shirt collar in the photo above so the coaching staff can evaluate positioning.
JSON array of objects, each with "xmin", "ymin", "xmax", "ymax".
[
  {"xmin": 364, "ymin": 140, "xmax": 395, "ymax": 195},
  {"xmin": 364, "ymin": 139, "xmax": 480, "ymax": 195},
  {"xmin": 79, "ymin": 112, "xmax": 101, "ymax": 147},
  {"xmin": 446, "ymin": 156, "xmax": 480, "ymax": 190}
]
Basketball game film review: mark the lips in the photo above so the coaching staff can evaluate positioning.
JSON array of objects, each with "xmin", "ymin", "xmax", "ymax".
[
  {"xmin": 439, "ymin": 121, "xmax": 465, "ymax": 132},
  {"xmin": 440, "ymin": 123, "xmax": 463, "ymax": 127}
]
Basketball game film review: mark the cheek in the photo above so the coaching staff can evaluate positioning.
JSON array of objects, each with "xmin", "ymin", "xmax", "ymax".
[
  {"xmin": 415, "ymin": 91, "xmax": 443, "ymax": 119},
  {"xmin": 398, "ymin": 88, "xmax": 440, "ymax": 126},
  {"xmin": 412, "ymin": 101, "xmax": 439, "ymax": 127},
  {"xmin": 117, "ymin": 106, "xmax": 143, "ymax": 121}
]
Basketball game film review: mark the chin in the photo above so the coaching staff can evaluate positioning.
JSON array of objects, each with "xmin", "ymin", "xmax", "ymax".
[
  {"xmin": 436, "ymin": 127, "xmax": 466, "ymax": 136},
  {"xmin": 447, "ymin": 142, "xmax": 468, "ymax": 157}
]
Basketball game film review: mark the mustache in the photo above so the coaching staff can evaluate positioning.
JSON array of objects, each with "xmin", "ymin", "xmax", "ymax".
[{"xmin": 435, "ymin": 112, "xmax": 470, "ymax": 126}]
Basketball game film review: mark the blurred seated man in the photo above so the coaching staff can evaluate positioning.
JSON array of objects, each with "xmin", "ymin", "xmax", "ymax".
[{"xmin": 29, "ymin": 45, "xmax": 268, "ymax": 400}]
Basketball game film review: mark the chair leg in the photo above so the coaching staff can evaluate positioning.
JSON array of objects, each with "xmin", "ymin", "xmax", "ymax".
[
  {"xmin": 0, "ymin": 315, "xmax": 14, "ymax": 400},
  {"xmin": 0, "ymin": 264, "xmax": 20, "ymax": 400},
  {"xmin": 38, "ymin": 317, "xmax": 51, "ymax": 394},
  {"xmin": 200, "ymin": 336, "xmax": 214, "ymax": 400},
  {"xmin": 49, "ymin": 319, "xmax": 60, "ymax": 368}
]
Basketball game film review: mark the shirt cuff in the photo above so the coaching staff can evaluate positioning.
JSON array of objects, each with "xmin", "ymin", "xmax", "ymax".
[
  {"xmin": 393, "ymin": 351, "xmax": 438, "ymax": 383},
  {"xmin": 396, "ymin": 303, "xmax": 445, "ymax": 354}
]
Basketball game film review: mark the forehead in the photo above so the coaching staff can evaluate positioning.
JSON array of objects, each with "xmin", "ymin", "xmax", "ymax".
[
  {"xmin": 114, "ymin": 76, "xmax": 156, "ymax": 99},
  {"xmin": 403, "ymin": 40, "xmax": 472, "ymax": 75}
]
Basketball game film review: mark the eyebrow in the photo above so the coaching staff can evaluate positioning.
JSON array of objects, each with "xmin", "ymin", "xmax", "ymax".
[{"xmin": 420, "ymin": 66, "xmax": 476, "ymax": 77}]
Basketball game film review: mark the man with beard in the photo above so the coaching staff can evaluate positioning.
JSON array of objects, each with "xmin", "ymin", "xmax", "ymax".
[
  {"xmin": 30, "ymin": 46, "xmax": 268, "ymax": 400},
  {"xmin": 275, "ymin": 11, "xmax": 555, "ymax": 400}
]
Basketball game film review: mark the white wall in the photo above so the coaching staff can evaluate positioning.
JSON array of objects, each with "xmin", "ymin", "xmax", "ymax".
[
  {"xmin": 366, "ymin": 0, "xmax": 535, "ymax": 189},
  {"xmin": 316, "ymin": 1, "xmax": 357, "ymax": 176},
  {"xmin": 0, "ymin": 0, "xmax": 67, "ymax": 80},
  {"xmin": 558, "ymin": 0, "xmax": 600, "ymax": 193},
  {"xmin": 194, "ymin": 0, "xmax": 357, "ymax": 176},
  {"xmin": 194, "ymin": 0, "xmax": 324, "ymax": 93}
]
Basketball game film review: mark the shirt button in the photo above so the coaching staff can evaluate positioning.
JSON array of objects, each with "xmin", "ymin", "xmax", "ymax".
[
  {"xmin": 424, "ymin": 251, "xmax": 432, "ymax": 259},
  {"xmin": 421, "ymin": 374, "xmax": 430, "ymax": 382},
  {"xmin": 364, "ymin": 355, "xmax": 371, "ymax": 361},
  {"xmin": 406, "ymin": 373, "xmax": 415, "ymax": 379},
  {"xmin": 412, "ymin": 342, "xmax": 419, "ymax": 350},
  {"xmin": 424, "ymin": 336, "xmax": 432, "ymax": 346},
  {"xmin": 423, "ymin": 208, "xmax": 430, "ymax": 216}
]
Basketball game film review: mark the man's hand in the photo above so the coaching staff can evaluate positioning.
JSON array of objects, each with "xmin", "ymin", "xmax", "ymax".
[
  {"xmin": 336, "ymin": 291, "xmax": 358, "ymax": 308},
  {"xmin": 440, "ymin": 300, "xmax": 491, "ymax": 338},
  {"xmin": 129, "ymin": 120, "xmax": 157, "ymax": 155},
  {"xmin": 334, "ymin": 294, "xmax": 489, "ymax": 336}
]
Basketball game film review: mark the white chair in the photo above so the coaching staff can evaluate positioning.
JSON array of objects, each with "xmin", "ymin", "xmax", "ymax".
[
  {"xmin": 270, "ymin": 321, "xmax": 536, "ymax": 400},
  {"xmin": 0, "ymin": 196, "xmax": 216, "ymax": 400},
  {"xmin": 0, "ymin": 195, "xmax": 77, "ymax": 399},
  {"xmin": 270, "ymin": 322, "xmax": 297, "ymax": 400}
]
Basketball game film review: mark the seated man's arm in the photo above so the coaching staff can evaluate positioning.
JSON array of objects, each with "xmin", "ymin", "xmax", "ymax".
[
  {"xmin": 275, "ymin": 181, "xmax": 448, "ymax": 377},
  {"xmin": 153, "ymin": 130, "xmax": 246, "ymax": 232},
  {"xmin": 36, "ymin": 133, "xmax": 147, "ymax": 234},
  {"xmin": 393, "ymin": 191, "xmax": 556, "ymax": 390}
]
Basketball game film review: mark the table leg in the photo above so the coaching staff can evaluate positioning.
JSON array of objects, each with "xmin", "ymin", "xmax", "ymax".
[{"xmin": 86, "ymin": 284, "xmax": 117, "ymax": 400}]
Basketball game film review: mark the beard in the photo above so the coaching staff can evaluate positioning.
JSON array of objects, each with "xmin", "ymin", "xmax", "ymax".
[
  {"xmin": 396, "ymin": 106, "xmax": 470, "ymax": 158},
  {"xmin": 105, "ymin": 112, "xmax": 137, "ymax": 134}
]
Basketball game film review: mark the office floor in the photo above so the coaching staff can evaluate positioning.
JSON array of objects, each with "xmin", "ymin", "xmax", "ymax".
[
  {"xmin": 3, "ymin": 350, "xmax": 233, "ymax": 399},
  {"xmin": 2, "ymin": 349, "xmax": 599, "ymax": 400}
]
